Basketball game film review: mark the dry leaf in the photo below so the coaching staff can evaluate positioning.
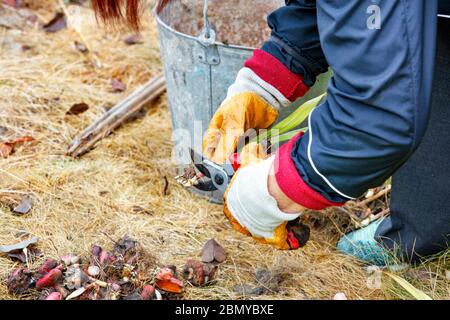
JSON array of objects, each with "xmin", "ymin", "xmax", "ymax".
[
  {"xmin": 66, "ymin": 287, "xmax": 86, "ymax": 300},
  {"xmin": 0, "ymin": 236, "xmax": 39, "ymax": 254},
  {"xmin": 0, "ymin": 143, "xmax": 13, "ymax": 158},
  {"xmin": 0, "ymin": 136, "xmax": 33, "ymax": 158},
  {"xmin": 13, "ymin": 194, "xmax": 33, "ymax": 215},
  {"xmin": 7, "ymin": 253, "xmax": 28, "ymax": 263},
  {"xmin": 110, "ymin": 78, "xmax": 127, "ymax": 92},
  {"xmin": 161, "ymin": 176, "xmax": 169, "ymax": 196},
  {"xmin": 74, "ymin": 41, "xmax": 88, "ymax": 53},
  {"xmin": 124, "ymin": 34, "xmax": 143, "ymax": 45},
  {"xmin": 66, "ymin": 102, "xmax": 89, "ymax": 115},
  {"xmin": 21, "ymin": 44, "xmax": 32, "ymax": 51},
  {"xmin": 113, "ymin": 236, "xmax": 137, "ymax": 257},
  {"xmin": 201, "ymin": 239, "xmax": 226, "ymax": 263},
  {"xmin": 155, "ymin": 280, "xmax": 183, "ymax": 294},
  {"xmin": 8, "ymin": 247, "xmax": 42, "ymax": 263},
  {"xmin": 43, "ymin": 12, "xmax": 67, "ymax": 33},
  {"xmin": 0, "ymin": 135, "xmax": 33, "ymax": 158}
]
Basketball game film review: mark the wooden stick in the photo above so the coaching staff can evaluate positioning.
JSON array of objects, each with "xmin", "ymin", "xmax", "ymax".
[
  {"xmin": 359, "ymin": 208, "xmax": 389, "ymax": 227},
  {"xmin": 67, "ymin": 73, "xmax": 166, "ymax": 157}
]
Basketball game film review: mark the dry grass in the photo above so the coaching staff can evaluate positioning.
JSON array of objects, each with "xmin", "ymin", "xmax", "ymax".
[{"xmin": 0, "ymin": 1, "xmax": 448, "ymax": 300}]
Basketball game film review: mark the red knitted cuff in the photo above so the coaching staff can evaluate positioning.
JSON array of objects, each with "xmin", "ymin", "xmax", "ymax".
[
  {"xmin": 274, "ymin": 133, "xmax": 346, "ymax": 210},
  {"xmin": 245, "ymin": 49, "xmax": 309, "ymax": 102}
]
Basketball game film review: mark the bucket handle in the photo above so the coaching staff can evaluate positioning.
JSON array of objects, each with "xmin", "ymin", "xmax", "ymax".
[{"xmin": 197, "ymin": 0, "xmax": 216, "ymax": 46}]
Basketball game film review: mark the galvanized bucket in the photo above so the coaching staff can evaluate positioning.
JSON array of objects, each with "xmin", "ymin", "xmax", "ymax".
[{"xmin": 154, "ymin": 0, "xmax": 332, "ymax": 203}]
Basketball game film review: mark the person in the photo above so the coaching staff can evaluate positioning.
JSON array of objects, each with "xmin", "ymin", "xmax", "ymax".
[{"xmin": 92, "ymin": 0, "xmax": 450, "ymax": 266}]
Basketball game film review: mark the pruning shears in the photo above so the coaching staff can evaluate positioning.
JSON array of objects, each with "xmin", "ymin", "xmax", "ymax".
[
  {"xmin": 183, "ymin": 148, "xmax": 241, "ymax": 198},
  {"xmin": 177, "ymin": 148, "xmax": 311, "ymax": 249}
]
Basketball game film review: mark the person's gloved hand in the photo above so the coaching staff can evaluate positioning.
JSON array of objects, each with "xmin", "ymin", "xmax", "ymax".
[
  {"xmin": 223, "ymin": 143, "xmax": 308, "ymax": 250},
  {"xmin": 202, "ymin": 92, "xmax": 277, "ymax": 164},
  {"xmin": 202, "ymin": 68, "xmax": 286, "ymax": 164},
  {"xmin": 202, "ymin": 50, "xmax": 312, "ymax": 248},
  {"xmin": 203, "ymin": 49, "xmax": 310, "ymax": 164},
  {"xmin": 202, "ymin": 92, "xmax": 278, "ymax": 164}
]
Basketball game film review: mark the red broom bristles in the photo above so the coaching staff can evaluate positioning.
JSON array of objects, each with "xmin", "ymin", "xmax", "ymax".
[{"xmin": 91, "ymin": 0, "xmax": 143, "ymax": 31}]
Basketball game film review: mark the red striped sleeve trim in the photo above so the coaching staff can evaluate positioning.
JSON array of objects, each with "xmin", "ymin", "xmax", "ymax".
[
  {"xmin": 244, "ymin": 49, "xmax": 309, "ymax": 102},
  {"xmin": 274, "ymin": 132, "xmax": 345, "ymax": 210}
]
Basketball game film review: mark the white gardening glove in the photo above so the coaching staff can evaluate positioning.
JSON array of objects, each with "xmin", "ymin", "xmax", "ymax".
[{"xmin": 223, "ymin": 145, "xmax": 309, "ymax": 250}]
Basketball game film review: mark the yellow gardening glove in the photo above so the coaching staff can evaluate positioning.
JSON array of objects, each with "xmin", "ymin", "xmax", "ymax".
[
  {"xmin": 223, "ymin": 143, "xmax": 307, "ymax": 250},
  {"xmin": 202, "ymin": 92, "xmax": 278, "ymax": 164}
]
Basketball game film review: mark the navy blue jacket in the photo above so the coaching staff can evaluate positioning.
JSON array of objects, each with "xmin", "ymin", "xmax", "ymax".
[{"xmin": 263, "ymin": 0, "xmax": 439, "ymax": 202}]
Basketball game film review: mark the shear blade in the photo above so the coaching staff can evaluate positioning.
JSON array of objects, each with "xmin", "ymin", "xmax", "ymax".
[
  {"xmin": 189, "ymin": 148, "xmax": 212, "ymax": 178},
  {"xmin": 193, "ymin": 178, "xmax": 217, "ymax": 192},
  {"xmin": 188, "ymin": 148, "xmax": 218, "ymax": 192}
]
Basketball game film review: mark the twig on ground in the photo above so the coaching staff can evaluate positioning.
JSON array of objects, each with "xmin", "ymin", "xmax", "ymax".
[
  {"xmin": 355, "ymin": 185, "xmax": 391, "ymax": 207},
  {"xmin": 359, "ymin": 208, "xmax": 390, "ymax": 227}
]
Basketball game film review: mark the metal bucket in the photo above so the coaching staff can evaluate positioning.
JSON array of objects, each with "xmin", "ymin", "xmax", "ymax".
[{"xmin": 154, "ymin": 0, "xmax": 332, "ymax": 203}]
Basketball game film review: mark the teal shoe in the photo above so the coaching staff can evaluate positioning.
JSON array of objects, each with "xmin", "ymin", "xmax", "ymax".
[{"xmin": 337, "ymin": 219, "xmax": 392, "ymax": 266}]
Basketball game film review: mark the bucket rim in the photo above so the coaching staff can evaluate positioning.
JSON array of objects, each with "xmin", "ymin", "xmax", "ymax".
[{"xmin": 153, "ymin": 1, "xmax": 256, "ymax": 52}]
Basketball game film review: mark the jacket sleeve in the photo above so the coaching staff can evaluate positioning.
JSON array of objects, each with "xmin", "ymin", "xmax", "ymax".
[
  {"xmin": 275, "ymin": 0, "xmax": 438, "ymax": 208},
  {"xmin": 261, "ymin": 0, "xmax": 329, "ymax": 87},
  {"xmin": 242, "ymin": 0, "xmax": 327, "ymax": 107}
]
